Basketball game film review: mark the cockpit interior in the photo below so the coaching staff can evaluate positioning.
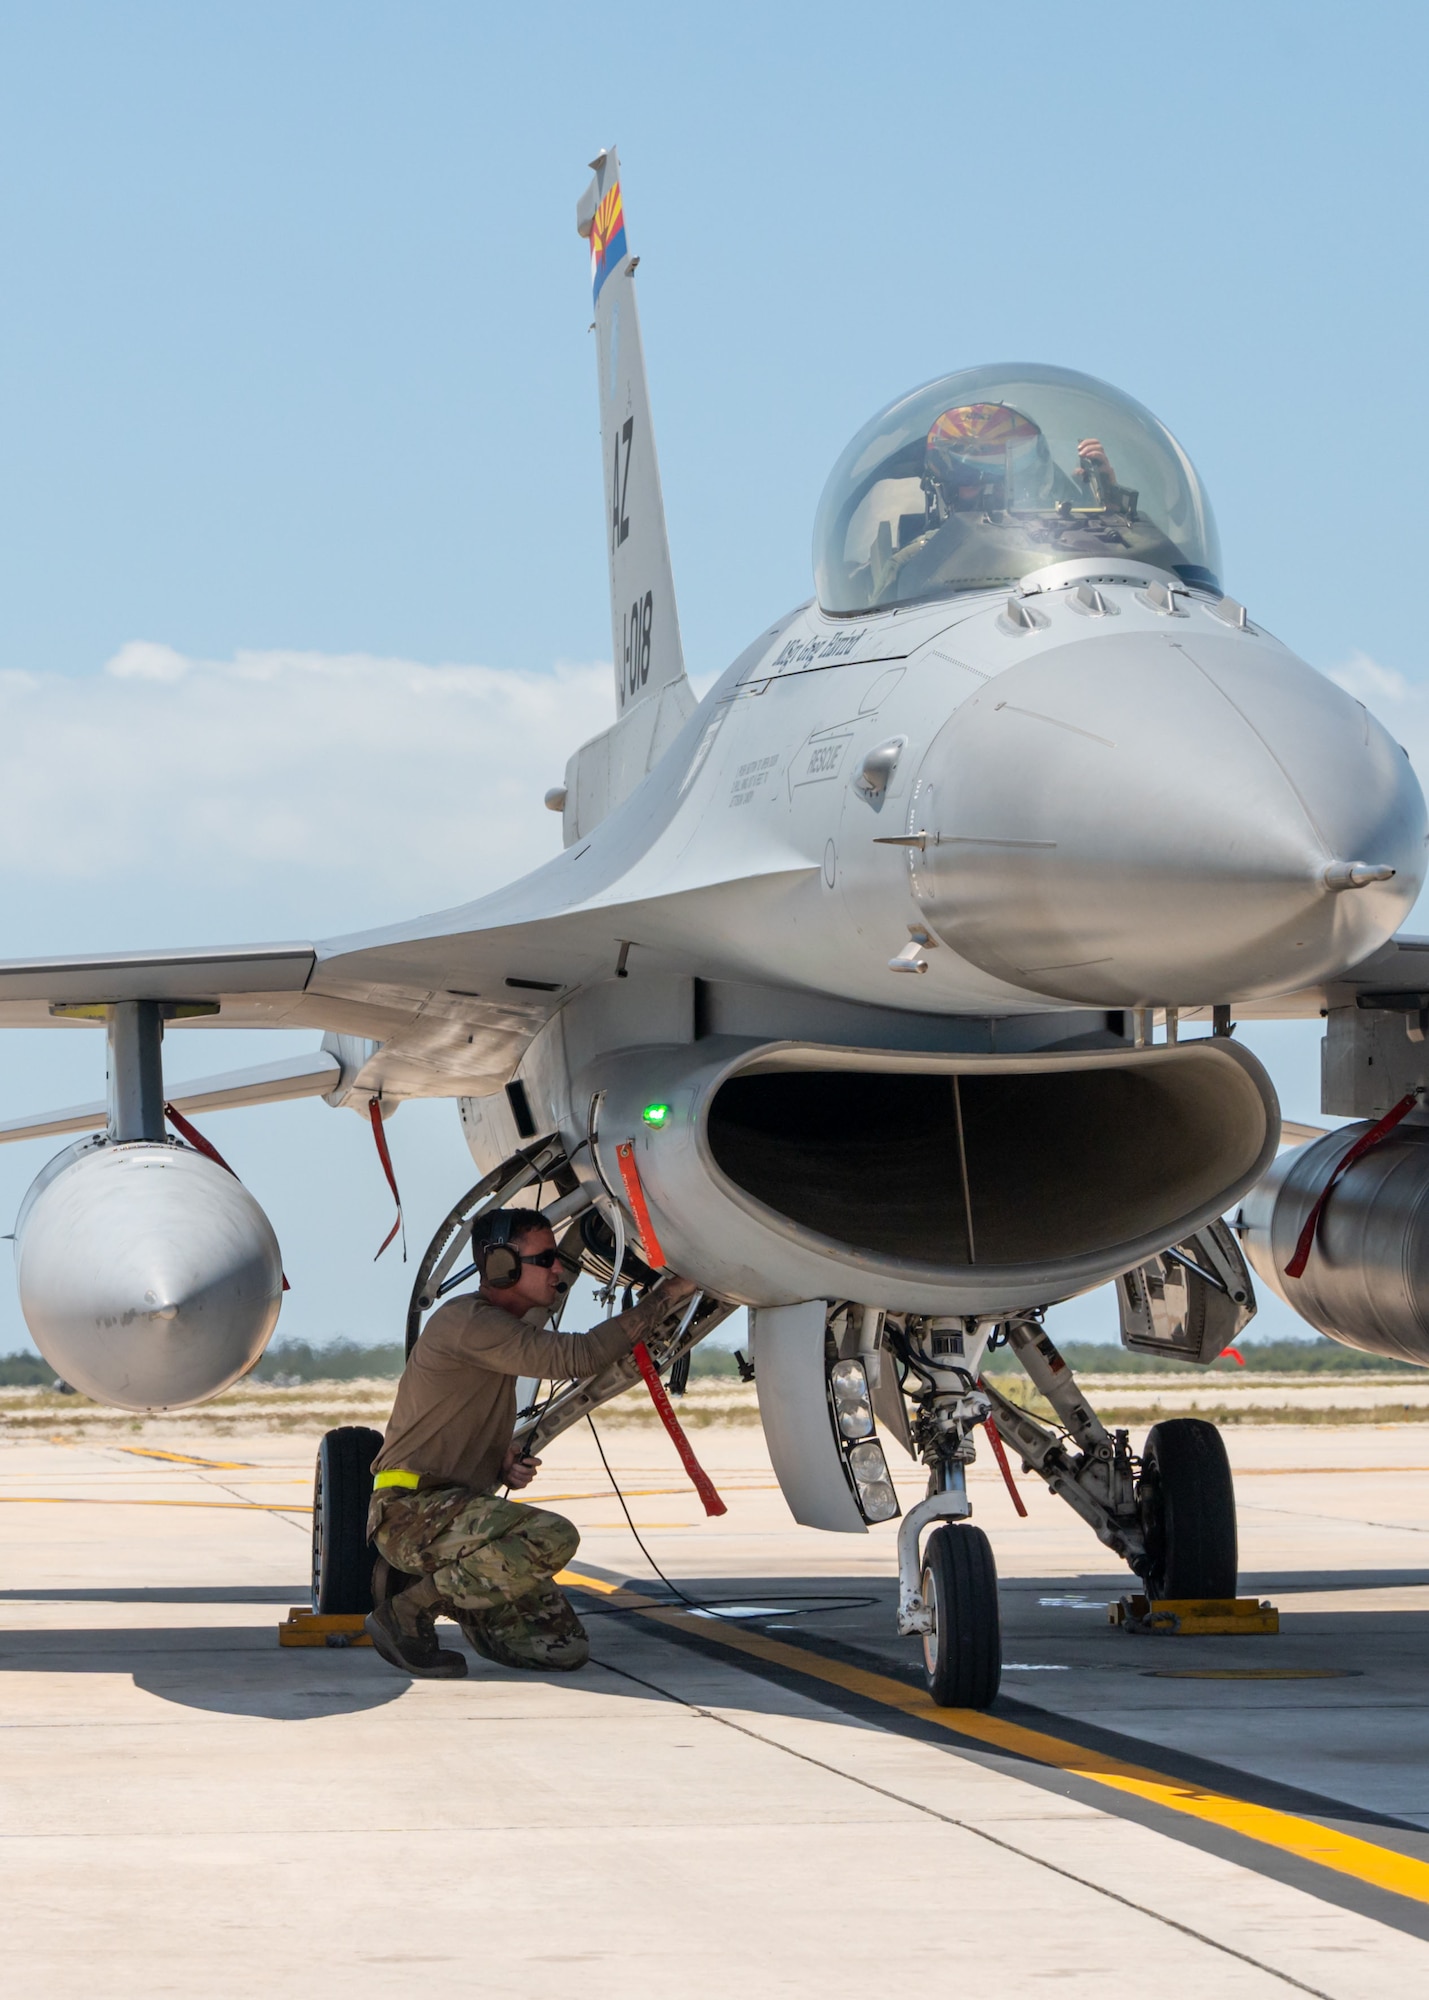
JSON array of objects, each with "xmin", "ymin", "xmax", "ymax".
[{"xmin": 813, "ymin": 363, "xmax": 1222, "ymax": 614}]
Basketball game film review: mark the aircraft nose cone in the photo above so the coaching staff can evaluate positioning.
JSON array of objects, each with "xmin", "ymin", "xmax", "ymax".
[{"xmin": 912, "ymin": 626, "xmax": 1426, "ymax": 1005}]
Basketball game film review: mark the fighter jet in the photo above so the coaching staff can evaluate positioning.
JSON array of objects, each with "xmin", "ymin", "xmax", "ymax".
[{"xmin": 1, "ymin": 148, "xmax": 1427, "ymax": 1705}]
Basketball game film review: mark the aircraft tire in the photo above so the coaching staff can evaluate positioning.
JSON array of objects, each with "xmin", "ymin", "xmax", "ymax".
[
  {"xmin": 1137, "ymin": 1417, "xmax": 1238, "ymax": 1601},
  {"xmin": 312, "ymin": 1425, "xmax": 385, "ymax": 1614},
  {"xmin": 920, "ymin": 1522, "xmax": 1001, "ymax": 1709}
]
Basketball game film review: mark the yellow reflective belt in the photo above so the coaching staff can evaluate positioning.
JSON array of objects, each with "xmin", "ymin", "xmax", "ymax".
[{"xmin": 372, "ymin": 1468, "xmax": 421, "ymax": 1490}]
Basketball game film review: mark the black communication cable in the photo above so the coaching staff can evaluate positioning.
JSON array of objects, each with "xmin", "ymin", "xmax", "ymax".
[
  {"xmin": 585, "ymin": 1412, "xmax": 702, "ymax": 1609},
  {"xmin": 583, "ymin": 1412, "xmax": 877, "ymax": 1623}
]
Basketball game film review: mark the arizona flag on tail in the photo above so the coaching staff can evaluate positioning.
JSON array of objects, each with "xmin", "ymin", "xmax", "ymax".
[{"xmin": 588, "ymin": 178, "xmax": 627, "ymax": 301}]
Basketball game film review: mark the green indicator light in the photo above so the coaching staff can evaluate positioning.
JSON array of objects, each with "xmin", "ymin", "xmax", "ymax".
[{"xmin": 642, "ymin": 1101, "xmax": 672, "ymax": 1129}]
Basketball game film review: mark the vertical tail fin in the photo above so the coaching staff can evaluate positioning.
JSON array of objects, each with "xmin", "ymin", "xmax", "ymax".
[{"xmin": 577, "ymin": 148, "xmax": 689, "ymax": 726}]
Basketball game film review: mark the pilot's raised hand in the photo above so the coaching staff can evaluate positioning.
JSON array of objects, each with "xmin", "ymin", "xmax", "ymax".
[{"xmin": 1077, "ymin": 437, "xmax": 1116, "ymax": 481}]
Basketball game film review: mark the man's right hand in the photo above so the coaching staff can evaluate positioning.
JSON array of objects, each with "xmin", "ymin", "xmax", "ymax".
[
  {"xmin": 654, "ymin": 1273, "xmax": 698, "ymax": 1308},
  {"xmin": 501, "ymin": 1442, "xmax": 540, "ymax": 1490}
]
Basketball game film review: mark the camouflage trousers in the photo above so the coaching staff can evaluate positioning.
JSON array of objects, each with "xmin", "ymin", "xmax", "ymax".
[{"xmin": 368, "ymin": 1485, "xmax": 579, "ymax": 1614}]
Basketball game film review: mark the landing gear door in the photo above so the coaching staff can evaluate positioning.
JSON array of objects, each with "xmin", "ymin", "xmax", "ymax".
[
  {"xmin": 750, "ymin": 1301, "xmax": 866, "ymax": 1534},
  {"xmin": 1115, "ymin": 1218, "xmax": 1256, "ymax": 1365}
]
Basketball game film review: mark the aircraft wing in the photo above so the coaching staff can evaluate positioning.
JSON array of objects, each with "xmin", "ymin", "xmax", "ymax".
[
  {"xmin": 0, "ymin": 830, "xmax": 818, "ymax": 1103},
  {"xmin": 0, "ymin": 1047, "xmax": 343, "ymax": 1145},
  {"xmin": 0, "ymin": 931, "xmax": 569, "ymax": 1101},
  {"xmin": 0, "ymin": 944, "xmax": 317, "ymax": 1027},
  {"xmin": 1223, "ymin": 934, "xmax": 1429, "ymax": 1022}
]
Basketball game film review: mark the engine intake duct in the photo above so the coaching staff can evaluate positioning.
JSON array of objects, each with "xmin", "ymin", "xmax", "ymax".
[
  {"xmin": 709, "ymin": 1058, "xmax": 1265, "ymax": 1268},
  {"xmin": 588, "ymin": 1035, "xmax": 1278, "ymax": 1315}
]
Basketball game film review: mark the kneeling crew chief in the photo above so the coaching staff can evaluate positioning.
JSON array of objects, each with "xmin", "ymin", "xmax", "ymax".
[{"xmin": 366, "ymin": 1207, "xmax": 693, "ymax": 1678}]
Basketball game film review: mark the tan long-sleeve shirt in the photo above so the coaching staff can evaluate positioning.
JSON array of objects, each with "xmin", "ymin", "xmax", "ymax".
[{"xmin": 373, "ymin": 1290, "xmax": 669, "ymax": 1495}]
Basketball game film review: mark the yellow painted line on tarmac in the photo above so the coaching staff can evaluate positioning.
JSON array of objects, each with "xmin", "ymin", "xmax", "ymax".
[
  {"xmin": 560, "ymin": 1568, "xmax": 1429, "ymax": 1909},
  {"xmin": 1235, "ymin": 1466, "xmax": 1429, "ymax": 1477},
  {"xmin": 537, "ymin": 1487, "xmax": 776, "ymax": 1506},
  {"xmin": 117, "ymin": 1447, "xmax": 258, "ymax": 1469}
]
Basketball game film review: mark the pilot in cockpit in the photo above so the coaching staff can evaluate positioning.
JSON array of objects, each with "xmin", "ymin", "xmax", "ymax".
[
  {"xmin": 873, "ymin": 401, "xmax": 1141, "ymax": 602},
  {"xmin": 922, "ymin": 402, "xmax": 1122, "ymax": 521},
  {"xmin": 816, "ymin": 364, "xmax": 1222, "ymax": 614}
]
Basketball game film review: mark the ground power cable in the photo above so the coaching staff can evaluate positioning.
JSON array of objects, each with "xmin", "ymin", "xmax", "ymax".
[
  {"xmin": 588, "ymin": 1650, "xmax": 1340, "ymax": 2000},
  {"xmin": 583, "ymin": 1412, "xmax": 876, "ymax": 1623}
]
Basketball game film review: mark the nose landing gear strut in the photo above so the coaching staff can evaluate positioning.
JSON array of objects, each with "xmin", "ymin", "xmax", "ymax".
[
  {"xmin": 887, "ymin": 1311, "xmax": 1240, "ymax": 1709},
  {"xmin": 890, "ymin": 1317, "xmax": 1002, "ymax": 1708}
]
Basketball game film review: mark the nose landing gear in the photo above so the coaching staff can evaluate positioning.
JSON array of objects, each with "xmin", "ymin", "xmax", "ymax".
[
  {"xmin": 884, "ymin": 1311, "xmax": 1240, "ymax": 1708},
  {"xmin": 888, "ymin": 1316, "xmax": 1004, "ymax": 1707}
]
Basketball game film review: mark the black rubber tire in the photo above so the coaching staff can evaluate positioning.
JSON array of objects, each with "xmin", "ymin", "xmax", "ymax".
[
  {"xmin": 312, "ymin": 1426, "xmax": 385, "ymax": 1614},
  {"xmin": 920, "ymin": 1522, "xmax": 1001, "ymax": 1709},
  {"xmin": 1137, "ymin": 1417, "xmax": 1238, "ymax": 1601}
]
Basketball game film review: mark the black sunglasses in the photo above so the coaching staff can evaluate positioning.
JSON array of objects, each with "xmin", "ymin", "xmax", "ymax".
[{"xmin": 516, "ymin": 1247, "xmax": 560, "ymax": 1270}]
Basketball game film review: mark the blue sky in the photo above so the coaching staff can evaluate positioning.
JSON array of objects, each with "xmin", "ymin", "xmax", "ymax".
[{"xmin": 0, "ymin": 2, "xmax": 1422, "ymax": 1353}]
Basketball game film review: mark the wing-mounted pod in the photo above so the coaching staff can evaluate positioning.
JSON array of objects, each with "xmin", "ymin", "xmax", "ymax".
[
  {"xmin": 1239, "ymin": 1117, "xmax": 1429, "ymax": 1366},
  {"xmin": 1115, "ymin": 1219, "xmax": 1256, "ymax": 1366},
  {"xmin": 1238, "ymin": 991, "xmax": 1429, "ymax": 1367},
  {"xmin": 12, "ymin": 1001, "xmax": 283, "ymax": 1410}
]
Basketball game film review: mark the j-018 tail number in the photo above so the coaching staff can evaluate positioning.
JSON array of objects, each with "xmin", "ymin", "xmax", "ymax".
[{"xmin": 624, "ymin": 590, "xmax": 653, "ymax": 702}]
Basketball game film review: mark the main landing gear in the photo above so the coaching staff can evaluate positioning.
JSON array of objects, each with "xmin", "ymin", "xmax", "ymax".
[
  {"xmin": 881, "ymin": 1313, "xmax": 1239, "ymax": 1709},
  {"xmin": 1137, "ymin": 1417, "xmax": 1238, "ymax": 1600},
  {"xmin": 312, "ymin": 1425, "xmax": 384, "ymax": 1615}
]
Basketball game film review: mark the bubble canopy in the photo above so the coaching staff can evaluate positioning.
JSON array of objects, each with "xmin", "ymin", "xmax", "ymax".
[{"xmin": 813, "ymin": 363, "xmax": 1221, "ymax": 615}]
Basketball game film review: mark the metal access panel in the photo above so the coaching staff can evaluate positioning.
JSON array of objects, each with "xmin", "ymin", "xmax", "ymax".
[
  {"xmin": 1322, "ymin": 1003, "xmax": 1429, "ymax": 1118},
  {"xmin": 750, "ymin": 1300, "xmax": 865, "ymax": 1533},
  {"xmin": 1116, "ymin": 1219, "xmax": 1255, "ymax": 1365}
]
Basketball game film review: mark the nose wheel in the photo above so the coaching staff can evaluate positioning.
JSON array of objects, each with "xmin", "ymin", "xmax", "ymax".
[{"xmin": 919, "ymin": 1521, "xmax": 1001, "ymax": 1708}]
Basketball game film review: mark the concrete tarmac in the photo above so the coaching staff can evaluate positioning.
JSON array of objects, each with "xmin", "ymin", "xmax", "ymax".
[{"xmin": 3, "ymin": 1418, "xmax": 1429, "ymax": 1995}]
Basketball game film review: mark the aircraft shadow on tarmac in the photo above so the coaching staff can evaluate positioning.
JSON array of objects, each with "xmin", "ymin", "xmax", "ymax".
[
  {"xmin": 0, "ymin": 1585, "xmax": 305, "ymax": 1605},
  {"xmin": 0, "ymin": 1600, "xmax": 410, "ymax": 1718},
  {"xmin": 1, "ymin": 1565, "xmax": 1427, "ymax": 1725}
]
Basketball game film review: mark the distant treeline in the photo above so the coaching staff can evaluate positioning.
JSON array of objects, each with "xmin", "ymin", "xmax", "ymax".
[
  {"xmin": 981, "ymin": 1338, "xmax": 1423, "ymax": 1375},
  {"xmin": 0, "ymin": 1352, "xmax": 54, "ymax": 1387},
  {"xmin": 250, "ymin": 1334, "xmax": 1424, "ymax": 1383},
  {"xmin": 0, "ymin": 1332, "xmax": 1419, "ymax": 1393},
  {"xmin": 248, "ymin": 1339, "xmax": 749, "ymax": 1384},
  {"xmin": 251, "ymin": 1339, "xmax": 407, "ymax": 1382}
]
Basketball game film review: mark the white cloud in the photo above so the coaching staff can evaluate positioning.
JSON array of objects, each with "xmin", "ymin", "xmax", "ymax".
[
  {"xmin": 106, "ymin": 641, "xmax": 191, "ymax": 683},
  {"xmin": 0, "ymin": 645, "xmax": 614, "ymax": 928}
]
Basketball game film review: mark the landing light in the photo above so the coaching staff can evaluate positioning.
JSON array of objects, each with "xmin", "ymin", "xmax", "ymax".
[
  {"xmin": 642, "ymin": 1102, "xmax": 672, "ymax": 1129},
  {"xmin": 847, "ymin": 1439, "xmax": 899, "ymax": 1523},
  {"xmin": 829, "ymin": 1359, "xmax": 875, "ymax": 1438}
]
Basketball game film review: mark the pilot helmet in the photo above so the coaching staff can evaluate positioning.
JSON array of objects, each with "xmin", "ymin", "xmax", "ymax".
[{"xmin": 924, "ymin": 402, "xmax": 1054, "ymax": 512}]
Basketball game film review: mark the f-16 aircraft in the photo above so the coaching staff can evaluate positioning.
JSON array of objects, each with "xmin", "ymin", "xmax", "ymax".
[{"xmin": 3, "ymin": 148, "xmax": 1429, "ymax": 1705}]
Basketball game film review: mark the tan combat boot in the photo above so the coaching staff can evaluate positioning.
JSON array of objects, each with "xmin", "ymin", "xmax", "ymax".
[{"xmin": 365, "ymin": 1574, "xmax": 468, "ymax": 1679}]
